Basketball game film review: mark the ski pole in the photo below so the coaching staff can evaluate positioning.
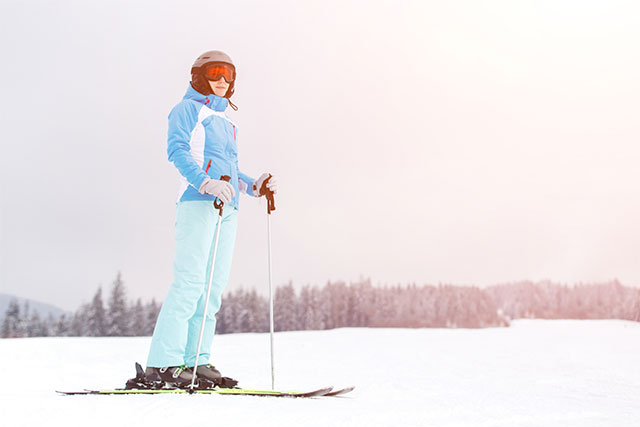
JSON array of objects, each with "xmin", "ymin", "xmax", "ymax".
[
  {"xmin": 190, "ymin": 175, "xmax": 231, "ymax": 390},
  {"xmin": 260, "ymin": 176, "xmax": 276, "ymax": 389}
]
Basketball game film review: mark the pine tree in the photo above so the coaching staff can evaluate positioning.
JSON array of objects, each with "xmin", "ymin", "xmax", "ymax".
[
  {"xmin": 298, "ymin": 285, "xmax": 314, "ymax": 330},
  {"xmin": 43, "ymin": 313, "xmax": 57, "ymax": 337},
  {"xmin": 1, "ymin": 300, "xmax": 21, "ymax": 338},
  {"xmin": 218, "ymin": 292, "xmax": 237, "ymax": 334},
  {"xmin": 70, "ymin": 305, "xmax": 88, "ymax": 336},
  {"xmin": 18, "ymin": 301, "xmax": 29, "ymax": 337},
  {"xmin": 274, "ymin": 282, "xmax": 298, "ymax": 331},
  {"xmin": 144, "ymin": 299, "xmax": 160, "ymax": 336},
  {"xmin": 55, "ymin": 314, "xmax": 70, "ymax": 336},
  {"xmin": 107, "ymin": 272, "xmax": 129, "ymax": 336},
  {"xmin": 27, "ymin": 311, "xmax": 44, "ymax": 337},
  {"xmin": 235, "ymin": 289, "xmax": 251, "ymax": 332},
  {"xmin": 130, "ymin": 299, "xmax": 145, "ymax": 336},
  {"xmin": 216, "ymin": 295, "xmax": 228, "ymax": 334},
  {"xmin": 86, "ymin": 287, "xmax": 107, "ymax": 336}
]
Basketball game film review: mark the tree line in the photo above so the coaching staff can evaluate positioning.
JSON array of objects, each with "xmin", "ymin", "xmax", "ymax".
[
  {"xmin": 1, "ymin": 273, "xmax": 161, "ymax": 338},
  {"xmin": 2, "ymin": 273, "xmax": 639, "ymax": 338}
]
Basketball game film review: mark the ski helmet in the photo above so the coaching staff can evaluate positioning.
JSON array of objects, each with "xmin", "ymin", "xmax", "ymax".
[{"xmin": 190, "ymin": 50, "xmax": 236, "ymax": 99}]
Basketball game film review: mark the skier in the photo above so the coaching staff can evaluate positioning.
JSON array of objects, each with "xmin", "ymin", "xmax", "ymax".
[{"xmin": 144, "ymin": 50, "xmax": 277, "ymax": 387}]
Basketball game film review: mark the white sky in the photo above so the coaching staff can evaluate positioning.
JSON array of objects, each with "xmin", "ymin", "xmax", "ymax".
[{"xmin": 1, "ymin": 0, "xmax": 639, "ymax": 311}]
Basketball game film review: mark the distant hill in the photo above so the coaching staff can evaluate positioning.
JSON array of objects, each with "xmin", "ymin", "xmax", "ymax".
[{"xmin": 0, "ymin": 293, "xmax": 68, "ymax": 320}]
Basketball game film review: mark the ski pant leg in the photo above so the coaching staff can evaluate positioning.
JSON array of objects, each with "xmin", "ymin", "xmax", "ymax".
[
  {"xmin": 146, "ymin": 201, "xmax": 218, "ymax": 368},
  {"xmin": 184, "ymin": 205, "xmax": 238, "ymax": 366}
]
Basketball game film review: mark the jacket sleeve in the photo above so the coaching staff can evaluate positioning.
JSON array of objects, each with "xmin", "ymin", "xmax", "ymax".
[
  {"xmin": 238, "ymin": 168, "xmax": 256, "ymax": 196},
  {"xmin": 166, "ymin": 101, "xmax": 208, "ymax": 190}
]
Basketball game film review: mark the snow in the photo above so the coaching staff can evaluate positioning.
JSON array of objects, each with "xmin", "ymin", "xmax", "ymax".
[{"xmin": 1, "ymin": 320, "xmax": 639, "ymax": 427}]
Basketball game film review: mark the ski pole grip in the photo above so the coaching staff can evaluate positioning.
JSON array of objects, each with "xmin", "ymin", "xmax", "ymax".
[
  {"xmin": 260, "ymin": 175, "xmax": 276, "ymax": 215},
  {"xmin": 266, "ymin": 190, "xmax": 276, "ymax": 215},
  {"xmin": 214, "ymin": 175, "xmax": 231, "ymax": 215}
]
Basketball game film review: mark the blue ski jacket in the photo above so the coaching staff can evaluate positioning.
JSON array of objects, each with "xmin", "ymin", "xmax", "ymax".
[{"xmin": 167, "ymin": 85, "xmax": 255, "ymax": 208}]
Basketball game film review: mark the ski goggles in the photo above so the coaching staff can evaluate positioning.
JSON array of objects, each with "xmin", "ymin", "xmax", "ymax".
[{"xmin": 202, "ymin": 63, "xmax": 235, "ymax": 82}]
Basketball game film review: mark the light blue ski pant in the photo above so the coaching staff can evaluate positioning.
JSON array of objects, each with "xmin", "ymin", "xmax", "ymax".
[{"xmin": 147, "ymin": 200, "xmax": 238, "ymax": 368}]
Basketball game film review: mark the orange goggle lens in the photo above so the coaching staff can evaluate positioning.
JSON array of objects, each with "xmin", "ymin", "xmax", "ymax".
[{"xmin": 203, "ymin": 64, "xmax": 235, "ymax": 82}]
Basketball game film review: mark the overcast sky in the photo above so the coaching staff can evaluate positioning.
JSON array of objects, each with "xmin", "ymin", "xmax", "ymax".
[{"xmin": 1, "ymin": 0, "xmax": 639, "ymax": 311}]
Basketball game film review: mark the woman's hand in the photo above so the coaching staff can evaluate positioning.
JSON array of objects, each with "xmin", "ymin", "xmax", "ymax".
[
  {"xmin": 253, "ymin": 173, "xmax": 278, "ymax": 197},
  {"xmin": 199, "ymin": 178, "xmax": 236, "ymax": 204}
]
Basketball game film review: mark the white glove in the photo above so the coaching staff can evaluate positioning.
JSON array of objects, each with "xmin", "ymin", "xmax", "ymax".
[
  {"xmin": 198, "ymin": 178, "xmax": 236, "ymax": 204},
  {"xmin": 253, "ymin": 173, "xmax": 278, "ymax": 197}
]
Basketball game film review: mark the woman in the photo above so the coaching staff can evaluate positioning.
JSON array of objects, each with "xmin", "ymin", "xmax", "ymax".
[{"xmin": 145, "ymin": 50, "xmax": 277, "ymax": 386}]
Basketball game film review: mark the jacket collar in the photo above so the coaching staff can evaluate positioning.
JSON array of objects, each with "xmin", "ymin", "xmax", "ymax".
[{"xmin": 183, "ymin": 84, "xmax": 229, "ymax": 112}]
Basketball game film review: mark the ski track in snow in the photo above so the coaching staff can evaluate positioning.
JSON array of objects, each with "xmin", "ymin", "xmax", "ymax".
[{"xmin": 1, "ymin": 319, "xmax": 639, "ymax": 427}]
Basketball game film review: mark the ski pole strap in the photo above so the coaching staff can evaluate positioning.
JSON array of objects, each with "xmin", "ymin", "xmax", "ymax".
[
  {"xmin": 214, "ymin": 175, "xmax": 231, "ymax": 216},
  {"xmin": 260, "ymin": 175, "xmax": 276, "ymax": 215}
]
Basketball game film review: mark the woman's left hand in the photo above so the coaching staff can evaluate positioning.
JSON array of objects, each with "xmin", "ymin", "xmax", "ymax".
[{"xmin": 253, "ymin": 173, "xmax": 278, "ymax": 196}]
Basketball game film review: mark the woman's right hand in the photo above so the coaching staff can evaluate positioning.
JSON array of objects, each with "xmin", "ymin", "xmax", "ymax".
[{"xmin": 198, "ymin": 178, "xmax": 236, "ymax": 204}]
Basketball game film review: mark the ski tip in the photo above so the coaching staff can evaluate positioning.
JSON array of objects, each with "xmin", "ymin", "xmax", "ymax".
[
  {"xmin": 298, "ymin": 386, "xmax": 333, "ymax": 397},
  {"xmin": 323, "ymin": 386, "xmax": 355, "ymax": 397}
]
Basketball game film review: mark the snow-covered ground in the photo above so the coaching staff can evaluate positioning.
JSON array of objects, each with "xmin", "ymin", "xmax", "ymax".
[{"xmin": 1, "ymin": 320, "xmax": 639, "ymax": 427}]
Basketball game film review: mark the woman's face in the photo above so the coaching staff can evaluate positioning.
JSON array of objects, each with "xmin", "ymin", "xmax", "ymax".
[{"xmin": 209, "ymin": 78, "xmax": 230, "ymax": 97}]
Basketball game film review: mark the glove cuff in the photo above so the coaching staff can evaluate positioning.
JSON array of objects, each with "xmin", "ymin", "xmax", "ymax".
[{"xmin": 198, "ymin": 178, "xmax": 212, "ymax": 194}]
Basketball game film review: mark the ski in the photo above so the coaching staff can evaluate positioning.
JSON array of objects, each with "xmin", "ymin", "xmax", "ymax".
[
  {"xmin": 56, "ymin": 363, "xmax": 355, "ymax": 398},
  {"xmin": 56, "ymin": 386, "xmax": 336, "ymax": 398}
]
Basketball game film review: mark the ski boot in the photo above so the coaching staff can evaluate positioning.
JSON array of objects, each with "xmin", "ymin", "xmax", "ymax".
[
  {"xmin": 144, "ymin": 365, "xmax": 194, "ymax": 389},
  {"xmin": 125, "ymin": 362, "xmax": 167, "ymax": 389},
  {"xmin": 194, "ymin": 364, "xmax": 222, "ymax": 381},
  {"xmin": 125, "ymin": 363, "xmax": 194, "ymax": 389},
  {"xmin": 191, "ymin": 364, "xmax": 239, "ymax": 389}
]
